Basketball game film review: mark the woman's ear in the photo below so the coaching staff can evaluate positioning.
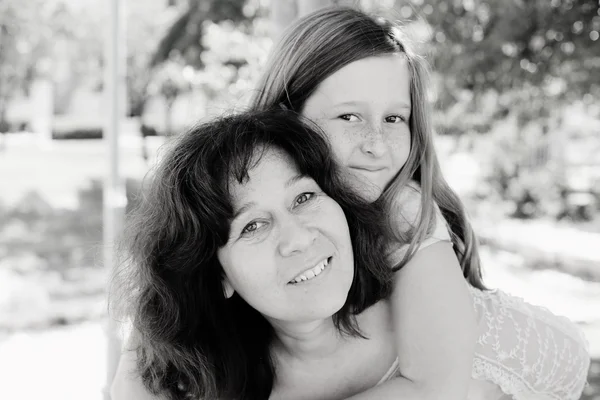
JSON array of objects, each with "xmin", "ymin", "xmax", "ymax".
[{"xmin": 222, "ymin": 277, "xmax": 235, "ymax": 299}]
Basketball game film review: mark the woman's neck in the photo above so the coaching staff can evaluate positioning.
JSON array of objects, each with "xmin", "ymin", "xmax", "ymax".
[{"xmin": 270, "ymin": 317, "xmax": 347, "ymax": 363}]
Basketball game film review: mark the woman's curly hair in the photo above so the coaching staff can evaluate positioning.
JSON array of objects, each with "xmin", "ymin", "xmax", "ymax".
[{"xmin": 110, "ymin": 109, "xmax": 393, "ymax": 399}]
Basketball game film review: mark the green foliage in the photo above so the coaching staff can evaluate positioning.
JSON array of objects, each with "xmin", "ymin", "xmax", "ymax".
[
  {"xmin": 0, "ymin": 179, "xmax": 142, "ymax": 274},
  {"xmin": 0, "ymin": 0, "xmax": 109, "ymax": 118},
  {"xmin": 0, "ymin": 179, "xmax": 144, "ymax": 330},
  {"xmin": 476, "ymin": 117, "xmax": 597, "ymax": 220},
  {"xmin": 0, "ymin": 0, "xmax": 45, "ymax": 120},
  {"xmin": 126, "ymin": 0, "xmax": 256, "ymax": 117},
  {"xmin": 408, "ymin": 0, "xmax": 599, "ymax": 96},
  {"xmin": 151, "ymin": 0, "xmax": 252, "ymax": 68},
  {"xmin": 376, "ymin": 0, "xmax": 600, "ymax": 128}
]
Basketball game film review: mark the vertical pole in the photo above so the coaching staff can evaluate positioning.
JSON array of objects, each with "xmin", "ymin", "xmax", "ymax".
[
  {"xmin": 270, "ymin": 0, "xmax": 336, "ymax": 42},
  {"xmin": 104, "ymin": 0, "xmax": 126, "ymax": 398},
  {"xmin": 30, "ymin": 75, "xmax": 54, "ymax": 148}
]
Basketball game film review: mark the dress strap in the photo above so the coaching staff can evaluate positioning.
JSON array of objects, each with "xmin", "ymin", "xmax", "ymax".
[{"xmin": 376, "ymin": 358, "xmax": 400, "ymax": 386}]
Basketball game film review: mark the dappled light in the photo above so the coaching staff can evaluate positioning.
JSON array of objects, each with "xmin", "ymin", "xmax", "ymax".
[{"xmin": 0, "ymin": 0, "xmax": 598, "ymax": 399}]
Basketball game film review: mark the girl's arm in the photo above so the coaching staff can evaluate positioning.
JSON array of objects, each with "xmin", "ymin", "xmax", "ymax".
[{"xmin": 347, "ymin": 185, "xmax": 478, "ymax": 400}]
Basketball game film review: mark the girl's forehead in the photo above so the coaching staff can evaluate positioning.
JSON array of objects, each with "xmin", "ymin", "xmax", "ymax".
[
  {"xmin": 323, "ymin": 54, "xmax": 408, "ymax": 86},
  {"xmin": 305, "ymin": 55, "xmax": 411, "ymax": 110}
]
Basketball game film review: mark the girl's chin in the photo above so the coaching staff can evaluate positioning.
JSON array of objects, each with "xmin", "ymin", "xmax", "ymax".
[
  {"xmin": 345, "ymin": 171, "xmax": 386, "ymax": 201},
  {"xmin": 350, "ymin": 180, "xmax": 383, "ymax": 202}
]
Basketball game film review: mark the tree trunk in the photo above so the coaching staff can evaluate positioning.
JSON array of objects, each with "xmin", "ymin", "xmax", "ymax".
[
  {"xmin": 270, "ymin": 0, "xmax": 337, "ymax": 41},
  {"xmin": 297, "ymin": 0, "xmax": 335, "ymax": 16},
  {"xmin": 270, "ymin": 0, "xmax": 297, "ymax": 40}
]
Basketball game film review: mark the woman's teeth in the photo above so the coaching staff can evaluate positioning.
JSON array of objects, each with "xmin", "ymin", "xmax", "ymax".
[{"xmin": 290, "ymin": 258, "xmax": 330, "ymax": 284}]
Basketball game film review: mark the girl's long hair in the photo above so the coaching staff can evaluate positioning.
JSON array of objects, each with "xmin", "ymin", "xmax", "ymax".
[
  {"xmin": 110, "ymin": 109, "xmax": 392, "ymax": 399},
  {"xmin": 251, "ymin": 6, "xmax": 485, "ymax": 289}
]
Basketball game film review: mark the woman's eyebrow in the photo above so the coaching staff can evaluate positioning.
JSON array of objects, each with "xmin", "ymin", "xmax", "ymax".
[
  {"xmin": 285, "ymin": 173, "xmax": 309, "ymax": 188},
  {"xmin": 232, "ymin": 202, "xmax": 256, "ymax": 220},
  {"xmin": 231, "ymin": 174, "xmax": 309, "ymax": 221}
]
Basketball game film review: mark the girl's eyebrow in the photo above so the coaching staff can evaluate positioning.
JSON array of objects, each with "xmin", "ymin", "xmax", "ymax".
[
  {"xmin": 332, "ymin": 100, "xmax": 411, "ymax": 109},
  {"xmin": 331, "ymin": 100, "xmax": 363, "ymax": 108}
]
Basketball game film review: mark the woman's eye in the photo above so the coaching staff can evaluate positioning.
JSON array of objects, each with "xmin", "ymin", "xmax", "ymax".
[
  {"xmin": 339, "ymin": 114, "xmax": 359, "ymax": 122},
  {"xmin": 241, "ymin": 221, "xmax": 265, "ymax": 236},
  {"xmin": 294, "ymin": 192, "xmax": 315, "ymax": 206},
  {"xmin": 385, "ymin": 115, "xmax": 407, "ymax": 123}
]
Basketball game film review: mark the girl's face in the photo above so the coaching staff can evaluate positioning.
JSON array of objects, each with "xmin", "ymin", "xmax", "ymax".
[
  {"xmin": 302, "ymin": 54, "xmax": 412, "ymax": 202},
  {"xmin": 217, "ymin": 147, "xmax": 354, "ymax": 326}
]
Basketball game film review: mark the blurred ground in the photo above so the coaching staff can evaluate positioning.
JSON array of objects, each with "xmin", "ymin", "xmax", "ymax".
[
  {"xmin": 0, "ymin": 132, "xmax": 598, "ymax": 399},
  {"xmin": 0, "ymin": 247, "xmax": 598, "ymax": 400}
]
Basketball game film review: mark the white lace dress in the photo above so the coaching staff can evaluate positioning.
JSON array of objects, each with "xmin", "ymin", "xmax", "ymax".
[
  {"xmin": 468, "ymin": 285, "xmax": 590, "ymax": 400},
  {"xmin": 377, "ymin": 285, "xmax": 591, "ymax": 400},
  {"xmin": 384, "ymin": 183, "xmax": 591, "ymax": 399}
]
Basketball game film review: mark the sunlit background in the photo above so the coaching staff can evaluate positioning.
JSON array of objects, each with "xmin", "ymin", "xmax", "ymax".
[{"xmin": 0, "ymin": 0, "xmax": 598, "ymax": 399}]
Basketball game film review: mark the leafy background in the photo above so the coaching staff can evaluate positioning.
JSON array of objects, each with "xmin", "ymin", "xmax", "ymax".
[{"xmin": 0, "ymin": 0, "xmax": 598, "ymax": 399}]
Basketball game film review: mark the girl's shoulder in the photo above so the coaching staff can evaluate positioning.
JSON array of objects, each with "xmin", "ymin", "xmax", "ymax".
[
  {"xmin": 389, "ymin": 180, "xmax": 448, "ymax": 239},
  {"xmin": 388, "ymin": 180, "xmax": 423, "ymax": 234},
  {"xmin": 386, "ymin": 181, "xmax": 451, "ymax": 265}
]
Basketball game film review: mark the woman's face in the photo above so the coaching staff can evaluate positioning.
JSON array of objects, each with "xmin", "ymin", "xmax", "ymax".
[
  {"xmin": 302, "ymin": 54, "xmax": 412, "ymax": 202},
  {"xmin": 217, "ymin": 147, "xmax": 354, "ymax": 325}
]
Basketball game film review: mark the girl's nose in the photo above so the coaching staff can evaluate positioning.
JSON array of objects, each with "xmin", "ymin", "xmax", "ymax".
[{"xmin": 360, "ymin": 126, "xmax": 386, "ymax": 158}]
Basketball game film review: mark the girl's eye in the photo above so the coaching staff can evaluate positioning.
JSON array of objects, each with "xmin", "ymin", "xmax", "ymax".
[
  {"xmin": 294, "ymin": 192, "xmax": 315, "ymax": 207},
  {"xmin": 385, "ymin": 115, "xmax": 407, "ymax": 123},
  {"xmin": 241, "ymin": 221, "xmax": 265, "ymax": 236},
  {"xmin": 339, "ymin": 114, "xmax": 359, "ymax": 122}
]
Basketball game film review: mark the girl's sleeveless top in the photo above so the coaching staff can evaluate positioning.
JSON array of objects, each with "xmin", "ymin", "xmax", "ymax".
[
  {"xmin": 383, "ymin": 182, "xmax": 591, "ymax": 399},
  {"xmin": 376, "ymin": 286, "xmax": 590, "ymax": 400}
]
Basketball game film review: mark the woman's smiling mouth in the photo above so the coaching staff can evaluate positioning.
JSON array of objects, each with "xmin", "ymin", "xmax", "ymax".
[{"xmin": 288, "ymin": 257, "xmax": 331, "ymax": 284}]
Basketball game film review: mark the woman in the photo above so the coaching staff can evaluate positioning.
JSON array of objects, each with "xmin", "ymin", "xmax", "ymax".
[{"xmin": 110, "ymin": 109, "xmax": 397, "ymax": 399}]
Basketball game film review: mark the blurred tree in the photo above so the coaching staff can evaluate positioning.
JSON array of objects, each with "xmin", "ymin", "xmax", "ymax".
[
  {"xmin": 272, "ymin": 0, "xmax": 337, "ymax": 38},
  {"xmin": 46, "ymin": 3, "xmax": 105, "ymax": 114},
  {"xmin": 126, "ymin": 0, "xmax": 255, "ymax": 120},
  {"xmin": 402, "ymin": 0, "xmax": 600, "ymax": 124},
  {"xmin": 401, "ymin": 0, "xmax": 599, "ymax": 218},
  {"xmin": 271, "ymin": 0, "xmax": 298, "ymax": 39},
  {"xmin": 125, "ymin": 0, "xmax": 179, "ymax": 118},
  {"xmin": 0, "ymin": 0, "xmax": 46, "ymax": 131},
  {"xmin": 150, "ymin": 0, "xmax": 251, "ymax": 69},
  {"xmin": 0, "ymin": 0, "xmax": 109, "ymax": 120},
  {"xmin": 152, "ymin": 61, "xmax": 192, "ymax": 136}
]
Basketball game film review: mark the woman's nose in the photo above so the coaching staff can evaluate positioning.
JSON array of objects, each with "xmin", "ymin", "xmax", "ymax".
[{"xmin": 278, "ymin": 215, "xmax": 317, "ymax": 257}]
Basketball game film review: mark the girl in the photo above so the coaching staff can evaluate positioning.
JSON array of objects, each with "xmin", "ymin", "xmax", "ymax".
[{"xmin": 250, "ymin": 6, "xmax": 590, "ymax": 400}]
